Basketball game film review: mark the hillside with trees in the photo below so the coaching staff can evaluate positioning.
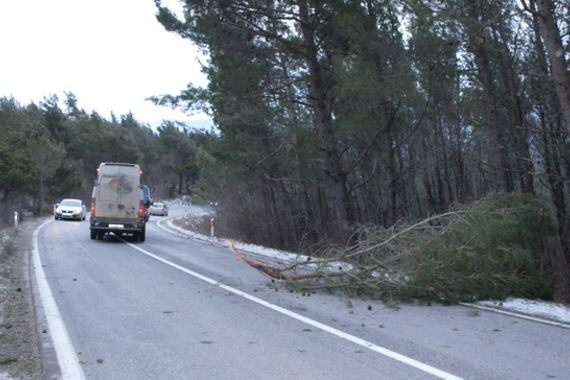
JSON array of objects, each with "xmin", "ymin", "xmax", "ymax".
[
  {"xmin": 0, "ymin": 94, "xmax": 206, "ymax": 223},
  {"xmin": 152, "ymin": 0, "xmax": 570, "ymax": 301}
]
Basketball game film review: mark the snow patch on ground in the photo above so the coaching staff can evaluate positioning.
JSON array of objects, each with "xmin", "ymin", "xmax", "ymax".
[
  {"xmin": 230, "ymin": 240, "xmax": 311, "ymax": 263},
  {"xmin": 478, "ymin": 298, "xmax": 570, "ymax": 324},
  {"xmin": 164, "ymin": 218, "xmax": 351, "ymax": 271}
]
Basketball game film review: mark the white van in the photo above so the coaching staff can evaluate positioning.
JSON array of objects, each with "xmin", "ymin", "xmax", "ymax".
[{"xmin": 89, "ymin": 163, "xmax": 148, "ymax": 241}]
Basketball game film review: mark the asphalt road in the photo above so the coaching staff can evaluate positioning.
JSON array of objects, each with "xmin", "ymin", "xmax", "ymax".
[{"xmin": 34, "ymin": 208, "xmax": 570, "ymax": 380}]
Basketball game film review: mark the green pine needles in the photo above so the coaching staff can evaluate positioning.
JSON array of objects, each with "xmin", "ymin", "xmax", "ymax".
[
  {"xmin": 401, "ymin": 194, "xmax": 555, "ymax": 302},
  {"xmin": 290, "ymin": 193, "xmax": 556, "ymax": 303}
]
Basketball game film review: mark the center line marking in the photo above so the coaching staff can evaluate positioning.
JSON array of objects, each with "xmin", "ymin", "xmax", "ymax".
[{"xmin": 125, "ymin": 240, "xmax": 462, "ymax": 380}]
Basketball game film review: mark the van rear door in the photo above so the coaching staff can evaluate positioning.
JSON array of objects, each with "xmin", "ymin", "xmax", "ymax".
[{"xmin": 97, "ymin": 167, "xmax": 139, "ymax": 219}]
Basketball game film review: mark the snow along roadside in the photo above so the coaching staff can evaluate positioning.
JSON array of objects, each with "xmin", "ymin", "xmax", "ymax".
[
  {"xmin": 159, "ymin": 217, "xmax": 570, "ymax": 327},
  {"xmin": 159, "ymin": 217, "xmax": 352, "ymax": 271}
]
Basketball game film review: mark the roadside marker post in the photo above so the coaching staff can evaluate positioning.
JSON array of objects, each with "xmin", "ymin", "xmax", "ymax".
[
  {"xmin": 13, "ymin": 211, "xmax": 18, "ymax": 228},
  {"xmin": 210, "ymin": 218, "xmax": 215, "ymax": 237}
]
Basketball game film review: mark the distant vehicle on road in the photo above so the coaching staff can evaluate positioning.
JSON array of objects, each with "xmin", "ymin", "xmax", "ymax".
[
  {"xmin": 149, "ymin": 202, "xmax": 169, "ymax": 216},
  {"xmin": 89, "ymin": 162, "xmax": 147, "ymax": 242},
  {"xmin": 54, "ymin": 199, "xmax": 86, "ymax": 221}
]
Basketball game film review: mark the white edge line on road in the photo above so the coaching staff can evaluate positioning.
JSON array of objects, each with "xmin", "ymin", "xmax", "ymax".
[
  {"xmin": 155, "ymin": 218, "xmax": 199, "ymax": 239},
  {"xmin": 156, "ymin": 217, "xmax": 218, "ymax": 245},
  {"xmin": 33, "ymin": 220, "xmax": 86, "ymax": 380},
  {"xmin": 458, "ymin": 302, "xmax": 570, "ymax": 329},
  {"xmin": 124, "ymin": 240, "xmax": 462, "ymax": 380}
]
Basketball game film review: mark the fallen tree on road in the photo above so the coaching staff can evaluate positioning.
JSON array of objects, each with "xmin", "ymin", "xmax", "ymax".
[{"xmin": 230, "ymin": 194, "xmax": 560, "ymax": 304}]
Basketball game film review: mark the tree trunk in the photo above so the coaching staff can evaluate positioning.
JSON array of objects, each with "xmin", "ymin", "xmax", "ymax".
[
  {"xmin": 495, "ymin": 25, "xmax": 534, "ymax": 193},
  {"xmin": 528, "ymin": 0, "xmax": 570, "ymax": 301},
  {"xmin": 462, "ymin": 0, "xmax": 514, "ymax": 193},
  {"xmin": 298, "ymin": 2, "xmax": 351, "ymax": 238},
  {"xmin": 533, "ymin": 0, "xmax": 570, "ymax": 133}
]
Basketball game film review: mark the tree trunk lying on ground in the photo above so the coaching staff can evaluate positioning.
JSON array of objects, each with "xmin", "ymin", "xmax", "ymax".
[{"xmin": 227, "ymin": 240, "xmax": 346, "ymax": 281}]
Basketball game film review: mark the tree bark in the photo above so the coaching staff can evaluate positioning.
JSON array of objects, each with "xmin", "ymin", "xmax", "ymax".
[
  {"xmin": 462, "ymin": 0, "xmax": 514, "ymax": 193},
  {"xmin": 533, "ymin": 0, "xmax": 570, "ymax": 133},
  {"xmin": 527, "ymin": 0, "xmax": 570, "ymax": 301},
  {"xmin": 298, "ymin": 2, "xmax": 351, "ymax": 238}
]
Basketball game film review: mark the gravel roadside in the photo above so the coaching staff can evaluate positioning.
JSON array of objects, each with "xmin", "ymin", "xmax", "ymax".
[{"xmin": 0, "ymin": 218, "xmax": 44, "ymax": 380}]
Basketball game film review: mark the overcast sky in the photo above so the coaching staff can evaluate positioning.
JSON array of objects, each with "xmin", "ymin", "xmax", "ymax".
[{"xmin": 0, "ymin": 0, "xmax": 210, "ymax": 127}]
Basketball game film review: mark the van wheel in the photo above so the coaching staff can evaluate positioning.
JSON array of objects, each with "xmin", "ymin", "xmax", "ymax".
[
  {"xmin": 139, "ymin": 228, "xmax": 146, "ymax": 242},
  {"xmin": 97, "ymin": 231, "xmax": 104, "ymax": 240},
  {"xmin": 90, "ymin": 230, "xmax": 96, "ymax": 240}
]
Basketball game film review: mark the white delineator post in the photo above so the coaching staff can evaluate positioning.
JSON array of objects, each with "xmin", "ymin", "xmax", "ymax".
[
  {"xmin": 210, "ymin": 218, "xmax": 215, "ymax": 237},
  {"xmin": 14, "ymin": 211, "xmax": 18, "ymax": 228}
]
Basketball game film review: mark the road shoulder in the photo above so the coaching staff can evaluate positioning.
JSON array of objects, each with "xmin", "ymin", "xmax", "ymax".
[{"xmin": 0, "ymin": 219, "xmax": 45, "ymax": 380}]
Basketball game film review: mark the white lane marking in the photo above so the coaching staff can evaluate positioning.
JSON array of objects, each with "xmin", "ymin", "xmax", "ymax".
[
  {"xmin": 155, "ymin": 217, "xmax": 215, "ymax": 244},
  {"xmin": 459, "ymin": 302, "xmax": 570, "ymax": 329},
  {"xmin": 124, "ymin": 241, "xmax": 462, "ymax": 380},
  {"xmin": 155, "ymin": 218, "xmax": 194, "ymax": 239},
  {"xmin": 33, "ymin": 220, "xmax": 86, "ymax": 380}
]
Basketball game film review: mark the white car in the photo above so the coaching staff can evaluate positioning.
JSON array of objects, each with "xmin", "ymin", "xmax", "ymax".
[
  {"xmin": 149, "ymin": 202, "xmax": 169, "ymax": 216},
  {"xmin": 54, "ymin": 198, "xmax": 86, "ymax": 221}
]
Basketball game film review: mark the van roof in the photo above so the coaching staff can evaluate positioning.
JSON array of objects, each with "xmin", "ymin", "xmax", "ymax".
[{"xmin": 99, "ymin": 162, "xmax": 139, "ymax": 168}]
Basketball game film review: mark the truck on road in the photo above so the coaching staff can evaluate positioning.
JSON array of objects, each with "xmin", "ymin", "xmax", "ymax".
[{"xmin": 89, "ymin": 162, "xmax": 148, "ymax": 242}]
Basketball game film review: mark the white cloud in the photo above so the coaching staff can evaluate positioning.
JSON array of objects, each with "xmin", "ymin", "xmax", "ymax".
[{"xmin": 0, "ymin": 0, "xmax": 209, "ymax": 127}]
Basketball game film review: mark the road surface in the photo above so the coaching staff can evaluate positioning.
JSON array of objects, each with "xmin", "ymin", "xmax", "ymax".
[{"xmin": 33, "ymin": 207, "xmax": 570, "ymax": 379}]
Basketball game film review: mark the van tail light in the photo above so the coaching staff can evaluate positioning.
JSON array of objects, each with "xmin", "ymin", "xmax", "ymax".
[
  {"xmin": 90, "ymin": 198, "xmax": 96, "ymax": 214},
  {"xmin": 139, "ymin": 200, "xmax": 145, "ymax": 216}
]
